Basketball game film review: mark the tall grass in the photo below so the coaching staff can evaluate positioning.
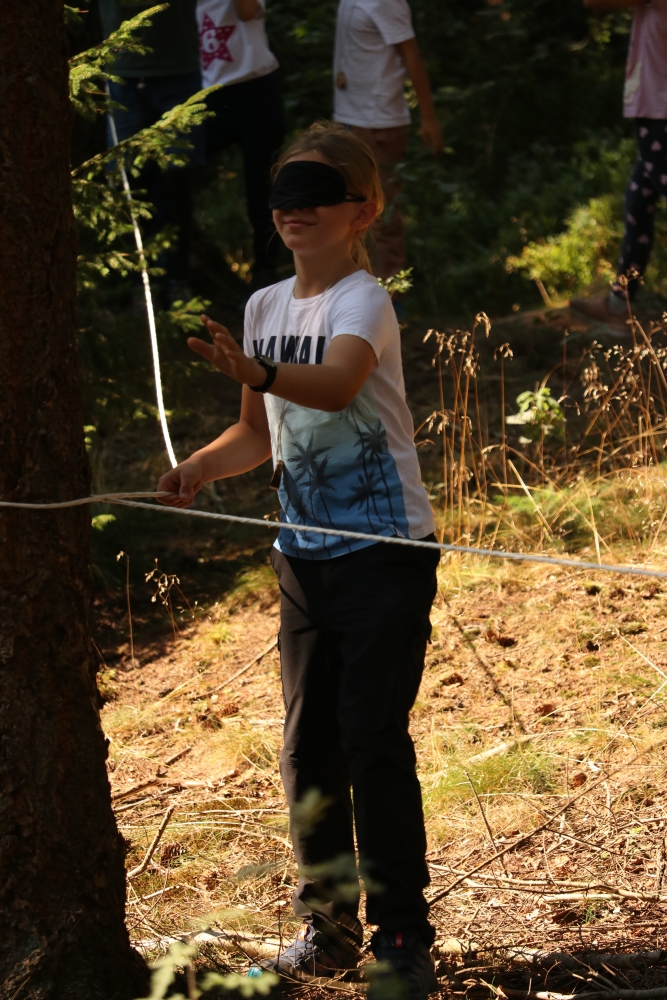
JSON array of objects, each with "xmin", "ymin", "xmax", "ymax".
[{"xmin": 420, "ymin": 303, "xmax": 667, "ymax": 558}]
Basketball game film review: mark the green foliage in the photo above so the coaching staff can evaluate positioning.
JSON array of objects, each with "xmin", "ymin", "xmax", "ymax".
[
  {"xmin": 506, "ymin": 387, "xmax": 566, "ymax": 443},
  {"xmin": 507, "ymin": 195, "xmax": 622, "ymax": 299},
  {"xmin": 73, "ymin": 91, "xmax": 213, "ymax": 286},
  {"xmin": 69, "ymin": 6, "xmax": 163, "ymax": 118},
  {"xmin": 201, "ymin": 971, "xmax": 279, "ymax": 997},
  {"xmin": 378, "ymin": 268, "xmax": 414, "ymax": 298},
  {"xmin": 136, "ymin": 940, "xmax": 278, "ymax": 1000},
  {"xmin": 92, "ymin": 513, "xmax": 117, "ymax": 531}
]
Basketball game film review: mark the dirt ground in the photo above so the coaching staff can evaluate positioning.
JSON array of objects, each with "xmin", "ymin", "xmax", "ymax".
[
  {"xmin": 99, "ymin": 538, "xmax": 667, "ymax": 998},
  {"xmin": 88, "ymin": 294, "xmax": 667, "ymax": 997}
]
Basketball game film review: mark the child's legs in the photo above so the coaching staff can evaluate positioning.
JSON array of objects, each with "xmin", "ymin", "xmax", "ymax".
[
  {"xmin": 617, "ymin": 119, "xmax": 667, "ymax": 299},
  {"xmin": 236, "ymin": 73, "xmax": 286, "ymax": 275},
  {"xmin": 205, "ymin": 74, "xmax": 286, "ymax": 276},
  {"xmin": 271, "ymin": 549, "xmax": 359, "ymax": 929},
  {"xmin": 329, "ymin": 541, "xmax": 439, "ymax": 944},
  {"xmin": 348, "ymin": 125, "xmax": 410, "ymax": 279}
]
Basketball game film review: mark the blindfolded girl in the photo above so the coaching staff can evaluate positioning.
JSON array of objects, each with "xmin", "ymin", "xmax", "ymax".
[{"xmin": 157, "ymin": 121, "xmax": 440, "ymax": 1000}]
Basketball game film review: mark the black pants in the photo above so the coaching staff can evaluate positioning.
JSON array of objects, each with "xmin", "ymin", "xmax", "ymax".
[
  {"xmin": 617, "ymin": 118, "xmax": 667, "ymax": 300},
  {"xmin": 108, "ymin": 74, "xmax": 205, "ymax": 283},
  {"xmin": 205, "ymin": 71, "xmax": 286, "ymax": 275},
  {"xmin": 271, "ymin": 538, "xmax": 439, "ymax": 945}
]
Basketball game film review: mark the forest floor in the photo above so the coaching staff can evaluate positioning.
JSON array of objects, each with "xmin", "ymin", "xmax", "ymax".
[{"xmin": 95, "ymin": 294, "xmax": 667, "ymax": 998}]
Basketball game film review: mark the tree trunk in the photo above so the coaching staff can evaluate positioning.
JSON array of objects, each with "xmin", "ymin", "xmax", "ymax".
[{"xmin": 0, "ymin": 3, "xmax": 146, "ymax": 998}]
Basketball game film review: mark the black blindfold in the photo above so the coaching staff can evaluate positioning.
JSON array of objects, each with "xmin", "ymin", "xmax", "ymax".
[{"xmin": 269, "ymin": 160, "xmax": 367, "ymax": 211}]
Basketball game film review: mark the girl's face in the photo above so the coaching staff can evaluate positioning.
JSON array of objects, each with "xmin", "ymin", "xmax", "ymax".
[{"xmin": 273, "ymin": 152, "xmax": 378, "ymax": 257}]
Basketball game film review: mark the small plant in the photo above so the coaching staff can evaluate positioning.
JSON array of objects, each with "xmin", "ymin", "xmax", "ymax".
[{"xmin": 505, "ymin": 387, "xmax": 566, "ymax": 444}]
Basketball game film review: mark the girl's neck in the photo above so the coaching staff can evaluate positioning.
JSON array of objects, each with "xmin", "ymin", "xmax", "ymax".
[{"xmin": 293, "ymin": 248, "xmax": 358, "ymax": 299}]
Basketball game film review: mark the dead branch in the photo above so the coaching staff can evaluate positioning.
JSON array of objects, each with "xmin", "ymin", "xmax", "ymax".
[
  {"xmin": 506, "ymin": 950, "xmax": 667, "ymax": 972},
  {"xmin": 460, "ymin": 878, "xmax": 667, "ymax": 902},
  {"xmin": 164, "ymin": 746, "xmax": 192, "ymax": 766},
  {"xmin": 127, "ymin": 804, "xmax": 175, "ymax": 880},
  {"xmin": 499, "ymin": 989, "xmax": 667, "ymax": 1000},
  {"xmin": 207, "ymin": 638, "xmax": 278, "ymax": 695},
  {"xmin": 111, "ymin": 777, "xmax": 161, "ymax": 802},
  {"xmin": 468, "ymin": 734, "xmax": 536, "ymax": 764},
  {"xmin": 428, "ymin": 736, "xmax": 667, "ymax": 907},
  {"xmin": 466, "ymin": 770, "xmax": 508, "ymax": 874}
]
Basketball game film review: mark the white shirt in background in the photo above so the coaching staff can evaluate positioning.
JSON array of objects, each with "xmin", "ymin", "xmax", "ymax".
[
  {"xmin": 197, "ymin": 0, "xmax": 278, "ymax": 88},
  {"xmin": 244, "ymin": 271, "xmax": 435, "ymax": 560},
  {"xmin": 333, "ymin": 0, "xmax": 416, "ymax": 130}
]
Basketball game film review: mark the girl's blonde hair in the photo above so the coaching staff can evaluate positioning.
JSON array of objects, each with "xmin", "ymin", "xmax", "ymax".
[{"xmin": 275, "ymin": 121, "xmax": 384, "ymax": 274}]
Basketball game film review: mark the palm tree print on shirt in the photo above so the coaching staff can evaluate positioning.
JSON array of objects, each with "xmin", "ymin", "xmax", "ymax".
[
  {"xmin": 351, "ymin": 419, "xmax": 395, "ymax": 519},
  {"xmin": 272, "ymin": 388, "xmax": 409, "ymax": 556},
  {"xmin": 346, "ymin": 468, "xmax": 386, "ymax": 532},
  {"xmin": 281, "ymin": 425, "xmax": 353, "ymax": 554}
]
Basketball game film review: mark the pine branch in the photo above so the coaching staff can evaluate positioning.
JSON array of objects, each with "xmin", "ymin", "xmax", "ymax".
[{"xmin": 68, "ymin": 6, "xmax": 167, "ymax": 119}]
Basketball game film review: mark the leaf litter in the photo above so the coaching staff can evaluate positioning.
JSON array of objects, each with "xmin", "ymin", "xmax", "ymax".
[{"xmin": 99, "ymin": 543, "xmax": 667, "ymax": 998}]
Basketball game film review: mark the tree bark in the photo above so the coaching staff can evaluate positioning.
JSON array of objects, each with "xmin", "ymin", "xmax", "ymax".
[{"xmin": 0, "ymin": 3, "xmax": 146, "ymax": 998}]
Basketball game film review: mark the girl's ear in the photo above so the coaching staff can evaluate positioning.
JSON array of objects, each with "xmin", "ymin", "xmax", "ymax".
[{"xmin": 351, "ymin": 200, "xmax": 379, "ymax": 231}]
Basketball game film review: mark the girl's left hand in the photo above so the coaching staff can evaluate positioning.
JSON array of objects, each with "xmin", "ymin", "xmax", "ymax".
[{"xmin": 188, "ymin": 316, "xmax": 264, "ymax": 386}]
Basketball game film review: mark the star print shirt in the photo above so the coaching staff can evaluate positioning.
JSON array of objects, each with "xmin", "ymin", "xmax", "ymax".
[
  {"xmin": 243, "ymin": 271, "xmax": 435, "ymax": 560},
  {"xmin": 197, "ymin": 0, "xmax": 278, "ymax": 88}
]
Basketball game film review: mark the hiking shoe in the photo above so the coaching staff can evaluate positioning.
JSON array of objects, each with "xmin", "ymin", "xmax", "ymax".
[
  {"xmin": 257, "ymin": 915, "xmax": 363, "ymax": 981},
  {"xmin": 367, "ymin": 931, "xmax": 439, "ymax": 1000}
]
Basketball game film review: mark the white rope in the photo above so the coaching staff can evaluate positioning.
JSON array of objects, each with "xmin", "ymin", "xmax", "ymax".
[
  {"xmin": 107, "ymin": 107, "xmax": 178, "ymax": 468},
  {"xmin": 2, "ymin": 492, "xmax": 667, "ymax": 581}
]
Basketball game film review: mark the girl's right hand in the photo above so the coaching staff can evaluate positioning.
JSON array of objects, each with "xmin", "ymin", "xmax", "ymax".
[{"xmin": 157, "ymin": 460, "xmax": 205, "ymax": 508}]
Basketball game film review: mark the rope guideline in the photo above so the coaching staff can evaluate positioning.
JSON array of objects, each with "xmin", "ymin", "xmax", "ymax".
[
  {"xmin": 1, "ymin": 492, "xmax": 667, "ymax": 582},
  {"xmin": 106, "ymin": 107, "xmax": 178, "ymax": 469}
]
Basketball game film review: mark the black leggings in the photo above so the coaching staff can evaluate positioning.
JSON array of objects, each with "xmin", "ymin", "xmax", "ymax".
[
  {"xmin": 271, "ymin": 538, "xmax": 439, "ymax": 945},
  {"xmin": 204, "ymin": 71, "xmax": 286, "ymax": 274},
  {"xmin": 618, "ymin": 118, "xmax": 667, "ymax": 300}
]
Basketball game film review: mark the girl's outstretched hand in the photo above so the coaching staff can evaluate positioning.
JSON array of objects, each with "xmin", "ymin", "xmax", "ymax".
[
  {"xmin": 157, "ymin": 460, "xmax": 205, "ymax": 508},
  {"xmin": 188, "ymin": 315, "xmax": 264, "ymax": 386}
]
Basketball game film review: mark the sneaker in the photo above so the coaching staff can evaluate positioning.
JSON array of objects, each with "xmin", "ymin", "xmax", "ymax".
[
  {"xmin": 367, "ymin": 931, "xmax": 439, "ymax": 1000},
  {"xmin": 256, "ymin": 915, "xmax": 363, "ymax": 982},
  {"xmin": 570, "ymin": 291, "xmax": 629, "ymax": 331}
]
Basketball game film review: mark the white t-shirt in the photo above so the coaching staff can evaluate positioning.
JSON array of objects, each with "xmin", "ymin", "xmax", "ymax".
[
  {"xmin": 197, "ymin": 0, "xmax": 278, "ymax": 88},
  {"xmin": 244, "ymin": 271, "xmax": 435, "ymax": 560},
  {"xmin": 333, "ymin": 0, "xmax": 415, "ymax": 129}
]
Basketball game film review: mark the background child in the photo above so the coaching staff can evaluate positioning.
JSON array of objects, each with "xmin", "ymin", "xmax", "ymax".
[
  {"xmin": 333, "ymin": 0, "xmax": 442, "ymax": 283},
  {"xmin": 197, "ymin": 0, "xmax": 286, "ymax": 294},
  {"xmin": 157, "ymin": 121, "xmax": 440, "ymax": 1000},
  {"xmin": 99, "ymin": 0, "xmax": 204, "ymax": 303},
  {"xmin": 572, "ymin": 0, "xmax": 667, "ymax": 327}
]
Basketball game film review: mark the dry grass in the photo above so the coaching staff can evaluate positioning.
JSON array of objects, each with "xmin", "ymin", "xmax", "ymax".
[
  {"xmin": 100, "ymin": 524, "xmax": 667, "ymax": 996},
  {"xmin": 95, "ymin": 302, "xmax": 667, "ymax": 996}
]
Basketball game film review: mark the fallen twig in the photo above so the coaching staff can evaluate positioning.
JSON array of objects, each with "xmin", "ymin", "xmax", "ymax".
[
  {"xmin": 468, "ymin": 734, "xmax": 536, "ymax": 764},
  {"xmin": 466, "ymin": 770, "xmax": 508, "ymax": 874},
  {"xmin": 499, "ymin": 988, "xmax": 667, "ymax": 1000},
  {"xmin": 428, "ymin": 736, "xmax": 667, "ymax": 907},
  {"xmin": 127, "ymin": 884, "xmax": 182, "ymax": 905},
  {"xmin": 164, "ymin": 746, "xmax": 192, "ymax": 766},
  {"xmin": 111, "ymin": 777, "xmax": 161, "ymax": 802},
  {"xmin": 459, "ymin": 876, "xmax": 667, "ymax": 902},
  {"xmin": 207, "ymin": 638, "xmax": 278, "ymax": 695},
  {"xmin": 127, "ymin": 805, "xmax": 175, "ymax": 880},
  {"xmin": 506, "ymin": 950, "xmax": 667, "ymax": 972}
]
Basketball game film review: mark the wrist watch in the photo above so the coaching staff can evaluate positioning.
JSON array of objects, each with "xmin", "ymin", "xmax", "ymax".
[{"xmin": 249, "ymin": 355, "xmax": 279, "ymax": 393}]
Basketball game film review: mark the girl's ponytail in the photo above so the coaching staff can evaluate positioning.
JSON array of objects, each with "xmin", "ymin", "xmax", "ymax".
[{"xmin": 274, "ymin": 121, "xmax": 385, "ymax": 276}]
